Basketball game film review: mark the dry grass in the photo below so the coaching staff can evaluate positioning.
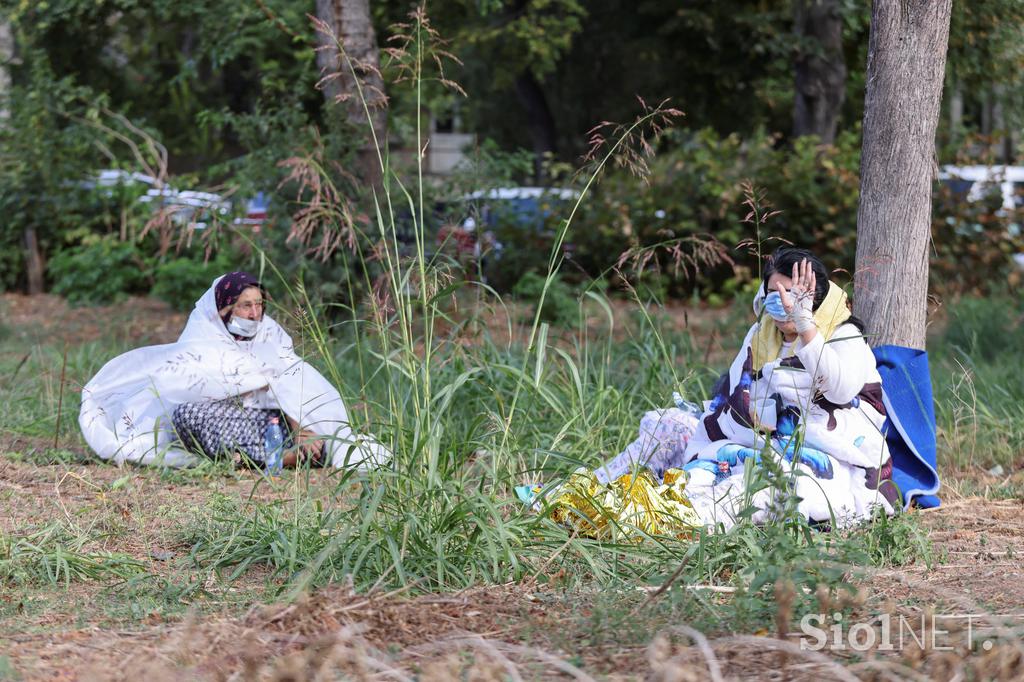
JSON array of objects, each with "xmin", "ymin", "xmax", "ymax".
[
  {"xmin": 2, "ymin": 450, "xmax": 1022, "ymax": 680},
  {"xmin": 2, "ymin": 293, "xmax": 1022, "ymax": 680}
]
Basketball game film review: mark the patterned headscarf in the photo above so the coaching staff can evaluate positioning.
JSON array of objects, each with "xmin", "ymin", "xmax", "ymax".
[{"xmin": 214, "ymin": 271, "xmax": 263, "ymax": 325}]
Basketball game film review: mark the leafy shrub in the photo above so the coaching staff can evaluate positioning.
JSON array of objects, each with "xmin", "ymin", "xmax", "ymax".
[
  {"xmin": 563, "ymin": 126, "xmax": 1022, "ymax": 301},
  {"xmin": 930, "ymin": 182, "xmax": 1024, "ymax": 297},
  {"xmin": 48, "ymin": 234, "xmax": 150, "ymax": 305},
  {"xmin": 570, "ymin": 127, "xmax": 862, "ymax": 297},
  {"xmin": 512, "ymin": 271, "xmax": 579, "ymax": 326},
  {"xmin": 941, "ymin": 293, "xmax": 1024, "ymax": 362},
  {"xmin": 151, "ymin": 252, "xmax": 239, "ymax": 312},
  {"xmin": 0, "ymin": 64, "xmax": 155, "ymax": 293}
]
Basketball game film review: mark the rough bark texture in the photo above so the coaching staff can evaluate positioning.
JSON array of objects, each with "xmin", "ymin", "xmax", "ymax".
[
  {"xmin": 948, "ymin": 81, "xmax": 962, "ymax": 135},
  {"xmin": 515, "ymin": 70, "xmax": 558, "ymax": 181},
  {"xmin": 792, "ymin": 0, "xmax": 847, "ymax": 144},
  {"xmin": 314, "ymin": 0, "xmax": 386, "ymax": 180},
  {"xmin": 0, "ymin": 21, "xmax": 11, "ymax": 120},
  {"xmin": 23, "ymin": 227, "xmax": 44, "ymax": 295},
  {"xmin": 854, "ymin": 0, "xmax": 952, "ymax": 350}
]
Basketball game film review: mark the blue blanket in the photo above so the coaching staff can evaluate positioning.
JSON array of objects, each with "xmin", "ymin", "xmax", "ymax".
[{"xmin": 872, "ymin": 345, "xmax": 941, "ymax": 509}]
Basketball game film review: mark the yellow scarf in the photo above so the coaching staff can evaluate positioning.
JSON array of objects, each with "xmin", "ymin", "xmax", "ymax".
[{"xmin": 751, "ymin": 281, "xmax": 851, "ymax": 370}]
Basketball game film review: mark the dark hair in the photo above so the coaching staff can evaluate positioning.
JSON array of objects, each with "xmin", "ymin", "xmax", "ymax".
[{"xmin": 762, "ymin": 247, "xmax": 866, "ymax": 332}]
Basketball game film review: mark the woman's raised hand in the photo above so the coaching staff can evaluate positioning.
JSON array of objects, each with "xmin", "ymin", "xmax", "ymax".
[{"xmin": 775, "ymin": 258, "xmax": 817, "ymax": 335}]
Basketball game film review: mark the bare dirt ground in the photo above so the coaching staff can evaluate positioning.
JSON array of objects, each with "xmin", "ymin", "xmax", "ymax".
[
  {"xmin": 2, "ymin": 294, "xmax": 1022, "ymax": 680},
  {"xmin": 1, "ymin": 293, "xmax": 188, "ymax": 347}
]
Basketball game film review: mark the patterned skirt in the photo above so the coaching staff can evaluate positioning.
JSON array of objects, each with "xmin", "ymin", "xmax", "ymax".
[{"xmin": 172, "ymin": 399, "xmax": 292, "ymax": 467}]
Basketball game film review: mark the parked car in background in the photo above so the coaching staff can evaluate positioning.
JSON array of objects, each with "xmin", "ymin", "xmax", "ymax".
[
  {"xmin": 236, "ymin": 192, "xmax": 270, "ymax": 228},
  {"xmin": 938, "ymin": 165, "xmax": 1024, "ymax": 214},
  {"xmin": 86, "ymin": 170, "xmax": 267, "ymax": 230},
  {"xmin": 938, "ymin": 165, "xmax": 1024, "ymax": 269},
  {"xmin": 458, "ymin": 186, "xmax": 580, "ymax": 225},
  {"xmin": 438, "ymin": 186, "xmax": 581, "ymax": 287}
]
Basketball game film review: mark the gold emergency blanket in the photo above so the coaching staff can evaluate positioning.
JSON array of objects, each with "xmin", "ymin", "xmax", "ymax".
[{"xmin": 546, "ymin": 467, "xmax": 702, "ymax": 539}]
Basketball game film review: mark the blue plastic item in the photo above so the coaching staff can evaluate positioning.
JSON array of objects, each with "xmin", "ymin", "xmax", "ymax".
[
  {"xmin": 672, "ymin": 392, "xmax": 704, "ymax": 418},
  {"xmin": 263, "ymin": 416, "xmax": 285, "ymax": 475},
  {"xmin": 872, "ymin": 345, "xmax": 941, "ymax": 509}
]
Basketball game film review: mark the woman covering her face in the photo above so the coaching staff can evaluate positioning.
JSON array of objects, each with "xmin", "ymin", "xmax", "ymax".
[
  {"xmin": 79, "ymin": 271, "xmax": 390, "ymax": 470},
  {"xmin": 541, "ymin": 247, "xmax": 899, "ymax": 535}
]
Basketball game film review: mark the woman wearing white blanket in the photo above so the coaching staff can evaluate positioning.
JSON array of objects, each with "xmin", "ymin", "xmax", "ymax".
[
  {"xmin": 79, "ymin": 271, "xmax": 390, "ymax": 470},
  {"xmin": 593, "ymin": 247, "xmax": 897, "ymax": 530}
]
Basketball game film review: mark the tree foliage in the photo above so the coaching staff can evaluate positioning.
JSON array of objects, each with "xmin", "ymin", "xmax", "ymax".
[
  {"xmin": 1, "ymin": 0, "xmax": 1021, "ymax": 298},
  {"xmin": 4, "ymin": 0, "xmax": 320, "ymax": 168}
]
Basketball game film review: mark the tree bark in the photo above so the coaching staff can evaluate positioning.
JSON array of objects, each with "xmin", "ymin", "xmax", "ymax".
[
  {"xmin": 792, "ymin": 0, "xmax": 846, "ymax": 144},
  {"xmin": 854, "ymin": 0, "xmax": 952, "ymax": 350},
  {"xmin": 947, "ymin": 79, "xmax": 962, "ymax": 139},
  {"xmin": 23, "ymin": 227, "xmax": 44, "ymax": 295},
  {"xmin": 0, "ymin": 21, "xmax": 11, "ymax": 121},
  {"xmin": 515, "ymin": 70, "xmax": 558, "ymax": 181},
  {"xmin": 314, "ymin": 0, "xmax": 386, "ymax": 182}
]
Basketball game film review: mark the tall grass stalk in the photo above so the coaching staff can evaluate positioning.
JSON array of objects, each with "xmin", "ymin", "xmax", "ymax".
[
  {"xmin": 178, "ymin": 8, "xmax": 714, "ymax": 594},
  {"xmin": 0, "ymin": 4, "xmax": 943, "ymax": 613}
]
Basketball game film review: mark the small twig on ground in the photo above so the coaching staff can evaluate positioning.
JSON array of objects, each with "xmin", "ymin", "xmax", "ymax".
[
  {"xmin": 632, "ymin": 543, "xmax": 701, "ymax": 614},
  {"xmin": 0, "ymin": 478, "xmax": 25, "ymax": 492},
  {"xmin": 638, "ymin": 584, "xmax": 737, "ymax": 594},
  {"xmin": 5, "ymin": 352, "xmax": 30, "ymax": 387},
  {"xmin": 525, "ymin": 529, "xmax": 579, "ymax": 584}
]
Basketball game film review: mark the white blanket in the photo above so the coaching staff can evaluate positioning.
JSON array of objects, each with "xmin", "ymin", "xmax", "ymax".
[
  {"xmin": 679, "ymin": 320, "xmax": 894, "ymax": 529},
  {"xmin": 79, "ymin": 277, "xmax": 390, "ymax": 468}
]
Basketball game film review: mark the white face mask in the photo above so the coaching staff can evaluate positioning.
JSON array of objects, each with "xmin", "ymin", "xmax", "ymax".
[{"xmin": 227, "ymin": 315, "xmax": 260, "ymax": 338}]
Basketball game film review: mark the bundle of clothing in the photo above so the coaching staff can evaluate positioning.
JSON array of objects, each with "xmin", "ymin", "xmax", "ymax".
[{"xmin": 80, "ymin": 274, "xmax": 390, "ymax": 469}]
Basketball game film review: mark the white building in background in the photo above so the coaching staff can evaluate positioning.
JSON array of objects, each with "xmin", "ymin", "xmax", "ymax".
[{"xmin": 425, "ymin": 108, "xmax": 474, "ymax": 176}]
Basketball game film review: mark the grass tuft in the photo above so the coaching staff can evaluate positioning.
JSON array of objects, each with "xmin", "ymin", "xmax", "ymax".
[{"xmin": 0, "ymin": 522, "xmax": 146, "ymax": 587}]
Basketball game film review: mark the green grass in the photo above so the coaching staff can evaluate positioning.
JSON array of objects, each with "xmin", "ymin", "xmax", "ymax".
[
  {"xmin": 0, "ymin": 281, "xmax": 1014, "ymax": 638},
  {"xmin": 1, "ymin": 280, "xmax": 1011, "ymax": 629},
  {"xmin": 930, "ymin": 292, "xmax": 1024, "ymax": 471},
  {"xmin": 1, "ymin": 19, "xmax": 1021, "ymax": 680},
  {"xmin": 0, "ymin": 12, "xmax": 1019, "ymax": 653},
  {"xmin": 0, "ymin": 522, "xmax": 146, "ymax": 587}
]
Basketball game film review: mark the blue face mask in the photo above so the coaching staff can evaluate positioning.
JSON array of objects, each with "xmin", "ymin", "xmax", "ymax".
[{"xmin": 762, "ymin": 291, "xmax": 789, "ymax": 322}]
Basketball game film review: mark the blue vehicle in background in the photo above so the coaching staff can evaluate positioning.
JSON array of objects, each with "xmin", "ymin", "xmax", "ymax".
[{"xmin": 436, "ymin": 186, "xmax": 581, "ymax": 288}]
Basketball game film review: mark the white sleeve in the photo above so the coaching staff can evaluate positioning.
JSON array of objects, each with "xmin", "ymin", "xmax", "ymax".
[
  {"xmin": 241, "ymin": 386, "xmax": 280, "ymax": 410},
  {"xmin": 794, "ymin": 323, "xmax": 873, "ymax": 404}
]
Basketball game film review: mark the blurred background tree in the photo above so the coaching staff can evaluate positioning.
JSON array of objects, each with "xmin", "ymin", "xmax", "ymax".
[{"xmin": 0, "ymin": 0, "xmax": 1020, "ymax": 304}]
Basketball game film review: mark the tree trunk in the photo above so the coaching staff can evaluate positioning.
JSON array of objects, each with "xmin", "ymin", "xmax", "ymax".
[
  {"xmin": 314, "ymin": 0, "xmax": 386, "ymax": 181},
  {"xmin": 991, "ymin": 84, "xmax": 1012, "ymax": 163},
  {"xmin": 23, "ymin": 227, "xmax": 44, "ymax": 295},
  {"xmin": 792, "ymin": 0, "xmax": 847, "ymax": 144},
  {"xmin": 947, "ymin": 79, "xmax": 962, "ymax": 141},
  {"xmin": 515, "ymin": 70, "xmax": 558, "ymax": 181},
  {"xmin": 0, "ymin": 20, "xmax": 11, "ymax": 121},
  {"xmin": 854, "ymin": 0, "xmax": 952, "ymax": 350}
]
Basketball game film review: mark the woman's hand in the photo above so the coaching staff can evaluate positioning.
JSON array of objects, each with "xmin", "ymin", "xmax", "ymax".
[
  {"xmin": 775, "ymin": 258, "xmax": 817, "ymax": 341},
  {"xmin": 282, "ymin": 429, "xmax": 324, "ymax": 468}
]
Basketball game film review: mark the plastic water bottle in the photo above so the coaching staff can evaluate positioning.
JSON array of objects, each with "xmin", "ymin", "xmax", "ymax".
[
  {"xmin": 263, "ymin": 417, "xmax": 285, "ymax": 475},
  {"xmin": 672, "ymin": 391, "xmax": 704, "ymax": 418}
]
